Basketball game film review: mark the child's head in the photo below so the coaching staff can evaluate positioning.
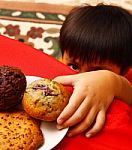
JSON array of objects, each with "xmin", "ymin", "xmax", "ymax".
[{"xmin": 59, "ymin": 4, "xmax": 132, "ymax": 74}]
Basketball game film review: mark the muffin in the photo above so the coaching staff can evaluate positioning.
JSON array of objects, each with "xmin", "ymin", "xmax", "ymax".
[
  {"xmin": 23, "ymin": 78, "xmax": 70, "ymax": 121},
  {"xmin": 0, "ymin": 65, "xmax": 27, "ymax": 110},
  {"xmin": 0, "ymin": 110, "xmax": 44, "ymax": 150}
]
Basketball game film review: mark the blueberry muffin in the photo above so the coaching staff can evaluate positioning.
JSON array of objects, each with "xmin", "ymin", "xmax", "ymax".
[
  {"xmin": 22, "ymin": 78, "xmax": 70, "ymax": 121},
  {"xmin": 0, "ymin": 65, "xmax": 27, "ymax": 110}
]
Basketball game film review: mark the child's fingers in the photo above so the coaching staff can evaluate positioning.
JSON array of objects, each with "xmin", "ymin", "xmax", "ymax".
[
  {"xmin": 66, "ymin": 107, "xmax": 98, "ymax": 137},
  {"xmin": 85, "ymin": 110, "xmax": 106, "ymax": 138},
  {"xmin": 53, "ymin": 74, "xmax": 77, "ymax": 85},
  {"xmin": 57, "ymin": 87, "xmax": 86, "ymax": 125},
  {"xmin": 56, "ymin": 96, "xmax": 94, "ymax": 129}
]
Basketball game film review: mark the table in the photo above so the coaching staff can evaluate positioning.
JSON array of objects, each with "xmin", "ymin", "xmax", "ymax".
[{"xmin": 0, "ymin": 35, "xmax": 132, "ymax": 150}]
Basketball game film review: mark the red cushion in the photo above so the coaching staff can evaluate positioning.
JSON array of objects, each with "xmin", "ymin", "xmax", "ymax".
[{"xmin": 0, "ymin": 35, "xmax": 131, "ymax": 150}]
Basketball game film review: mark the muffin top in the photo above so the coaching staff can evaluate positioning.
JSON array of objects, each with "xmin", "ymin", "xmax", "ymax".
[
  {"xmin": 0, "ymin": 65, "xmax": 27, "ymax": 110},
  {"xmin": 23, "ymin": 78, "xmax": 70, "ymax": 121},
  {"xmin": 0, "ymin": 110, "xmax": 44, "ymax": 150}
]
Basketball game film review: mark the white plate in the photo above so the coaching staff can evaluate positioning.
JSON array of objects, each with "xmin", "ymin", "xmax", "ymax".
[{"xmin": 26, "ymin": 76, "xmax": 68, "ymax": 150}]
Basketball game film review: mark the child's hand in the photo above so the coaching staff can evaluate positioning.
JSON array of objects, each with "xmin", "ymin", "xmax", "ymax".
[{"xmin": 54, "ymin": 70, "xmax": 118, "ymax": 138}]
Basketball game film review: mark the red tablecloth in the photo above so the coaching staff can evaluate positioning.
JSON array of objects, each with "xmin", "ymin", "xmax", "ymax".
[{"xmin": 0, "ymin": 35, "xmax": 132, "ymax": 150}]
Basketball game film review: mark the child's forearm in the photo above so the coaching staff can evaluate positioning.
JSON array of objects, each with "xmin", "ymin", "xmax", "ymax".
[{"xmin": 114, "ymin": 73, "xmax": 132, "ymax": 107}]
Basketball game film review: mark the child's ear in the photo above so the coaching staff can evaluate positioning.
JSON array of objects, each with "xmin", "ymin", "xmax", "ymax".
[{"xmin": 124, "ymin": 67, "xmax": 132, "ymax": 82}]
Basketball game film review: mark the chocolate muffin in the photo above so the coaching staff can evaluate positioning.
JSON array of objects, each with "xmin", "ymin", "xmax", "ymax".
[
  {"xmin": 23, "ymin": 78, "xmax": 70, "ymax": 121},
  {"xmin": 0, "ymin": 65, "xmax": 27, "ymax": 110}
]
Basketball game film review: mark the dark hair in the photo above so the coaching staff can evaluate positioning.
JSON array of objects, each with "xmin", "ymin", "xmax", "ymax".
[{"xmin": 59, "ymin": 4, "xmax": 132, "ymax": 73}]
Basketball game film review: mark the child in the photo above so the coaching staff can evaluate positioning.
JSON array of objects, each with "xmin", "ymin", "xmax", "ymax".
[{"xmin": 54, "ymin": 4, "xmax": 132, "ymax": 138}]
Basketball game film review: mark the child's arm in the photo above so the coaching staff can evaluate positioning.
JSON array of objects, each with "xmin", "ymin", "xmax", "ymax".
[
  {"xmin": 54, "ymin": 70, "xmax": 132, "ymax": 138},
  {"xmin": 115, "ymin": 74, "xmax": 132, "ymax": 106}
]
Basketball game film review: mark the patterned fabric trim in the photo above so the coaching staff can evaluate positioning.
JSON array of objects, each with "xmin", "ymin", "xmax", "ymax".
[{"xmin": 0, "ymin": 2, "xmax": 73, "ymax": 60}]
